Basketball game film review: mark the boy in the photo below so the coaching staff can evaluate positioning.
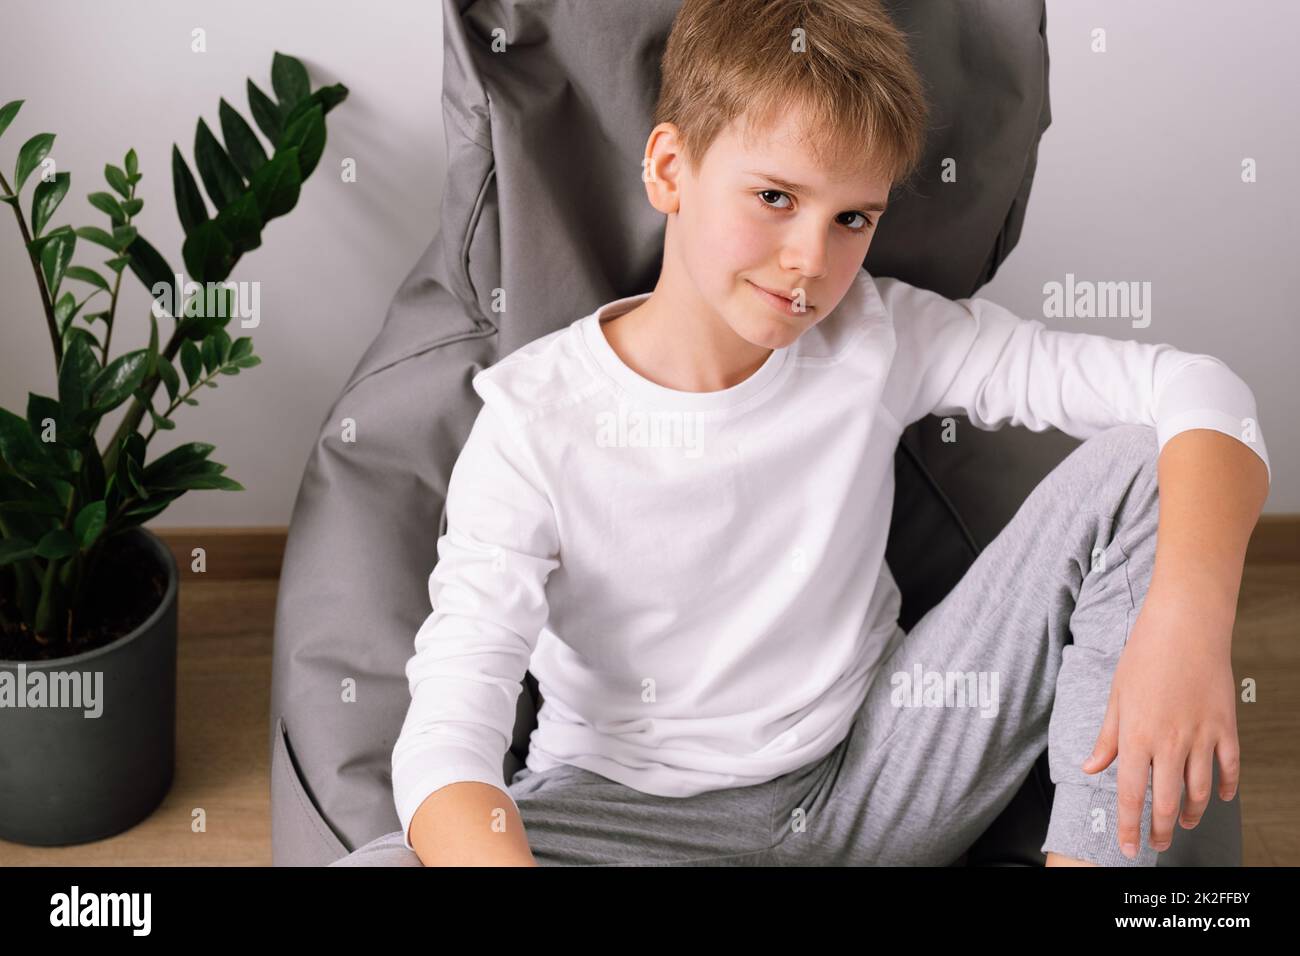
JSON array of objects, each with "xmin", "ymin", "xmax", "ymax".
[{"xmin": 335, "ymin": 0, "xmax": 1270, "ymax": 867}]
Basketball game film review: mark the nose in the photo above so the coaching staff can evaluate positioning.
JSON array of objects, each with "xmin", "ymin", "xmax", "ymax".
[{"xmin": 780, "ymin": 220, "xmax": 829, "ymax": 283}]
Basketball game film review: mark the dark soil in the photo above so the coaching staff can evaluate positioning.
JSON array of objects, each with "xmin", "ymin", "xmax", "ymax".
[{"xmin": 0, "ymin": 532, "xmax": 168, "ymax": 663}]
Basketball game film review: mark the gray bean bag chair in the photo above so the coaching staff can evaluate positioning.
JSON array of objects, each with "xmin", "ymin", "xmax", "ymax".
[{"xmin": 270, "ymin": 0, "xmax": 1240, "ymax": 866}]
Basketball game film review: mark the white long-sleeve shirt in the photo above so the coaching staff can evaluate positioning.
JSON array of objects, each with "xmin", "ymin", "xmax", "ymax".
[{"xmin": 391, "ymin": 268, "xmax": 1271, "ymax": 849}]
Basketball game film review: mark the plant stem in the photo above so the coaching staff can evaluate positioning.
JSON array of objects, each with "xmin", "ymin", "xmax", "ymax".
[
  {"xmin": 101, "ymin": 312, "xmax": 188, "ymax": 476},
  {"xmin": 0, "ymin": 168, "xmax": 64, "ymax": 374},
  {"xmin": 99, "ymin": 181, "xmax": 134, "ymax": 365},
  {"xmin": 141, "ymin": 365, "xmax": 221, "ymax": 444}
]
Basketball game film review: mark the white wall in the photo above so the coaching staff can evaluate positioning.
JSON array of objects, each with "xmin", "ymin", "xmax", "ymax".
[
  {"xmin": 1, "ymin": 0, "xmax": 1294, "ymax": 521},
  {"xmin": 0, "ymin": 0, "xmax": 444, "ymax": 526},
  {"xmin": 982, "ymin": 0, "xmax": 1297, "ymax": 511}
]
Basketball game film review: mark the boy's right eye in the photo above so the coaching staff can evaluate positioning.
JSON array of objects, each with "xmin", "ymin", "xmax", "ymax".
[{"xmin": 757, "ymin": 189, "xmax": 792, "ymax": 210}]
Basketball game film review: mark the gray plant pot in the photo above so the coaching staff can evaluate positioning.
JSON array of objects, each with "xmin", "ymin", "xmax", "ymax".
[{"xmin": 0, "ymin": 526, "xmax": 178, "ymax": 846}]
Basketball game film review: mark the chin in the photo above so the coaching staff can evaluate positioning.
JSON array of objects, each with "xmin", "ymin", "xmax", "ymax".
[{"xmin": 736, "ymin": 315, "xmax": 799, "ymax": 350}]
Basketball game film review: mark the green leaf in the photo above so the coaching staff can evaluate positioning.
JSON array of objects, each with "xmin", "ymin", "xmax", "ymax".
[
  {"xmin": 75, "ymin": 225, "xmax": 117, "ymax": 249},
  {"xmin": 79, "ymin": 438, "xmax": 106, "ymax": 505},
  {"xmin": 89, "ymin": 349, "xmax": 150, "ymax": 415},
  {"xmin": 0, "ymin": 536, "xmax": 37, "ymax": 568},
  {"xmin": 115, "ymin": 433, "xmax": 148, "ymax": 500},
  {"xmin": 141, "ymin": 441, "xmax": 215, "ymax": 486},
  {"xmin": 213, "ymin": 328, "xmax": 232, "ymax": 365},
  {"xmin": 34, "ymin": 527, "xmax": 77, "ymax": 560},
  {"xmin": 148, "ymin": 406, "xmax": 176, "ymax": 431},
  {"xmin": 57, "ymin": 332, "xmax": 100, "ymax": 420},
  {"xmin": 154, "ymin": 470, "xmax": 242, "ymax": 492},
  {"xmin": 54, "ymin": 292, "xmax": 77, "ymax": 329},
  {"xmin": 25, "ymin": 392, "xmax": 62, "ymax": 447},
  {"xmin": 194, "ymin": 118, "xmax": 245, "ymax": 209},
  {"xmin": 82, "ymin": 310, "xmax": 110, "ymax": 325},
  {"xmin": 179, "ymin": 339, "xmax": 202, "ymax": 387},
  {"xmin": 250, "ymin": 146, "xmax": 301, "ymax": 220},
  {"xmin": 121, "ymin": 490, "xmax": 183, "ymax": 522},
  {"xmin": 0, "ymin": 99, "xmax": 22, "ymax": 142},
  {"xmin": 181, "ymin": 219, "xmax": 235, "ymax": 283},
  {"xmin": 26, "ymin": 223, "xmax": 72, "ymax": 261},
  {"xmin": 200, "ymin": 334, "xmax": 218, "ymax": 375},
  {"xmin": 284, "ymin": 84, "xmax": 349, "ymax": 128},
  {"xmin": 157, "ymin": 355, "xmax": 181, "ymax": 402},
  {"xmin": 57, "ymin": 297, "xmax": 90, "ymax": 339},
  {"xmin": 30, "ymin": 171, "xmax": 70, "ymax": 237},
  {"xmin": 212, "ymin": 188, "xmax": 262, "ymax": 255},
  {"xmin": 125, "ymin": 234, "xmax": 176, "ymax": 302},
  {"xmin": 103, "ymin": 257, "xmax": 130, "ymax": 274},
  {"xmin": 14, "ymin": 132, "xmax": 55, "ymax": 194},
  {"xmin": 146, "ymin": 308, "xmax": 159, "ymax": 378},
  {"xmin": 271, "ymin": 52, "xmax": 311, "ymax": 113},
  {"xmin": 234, "ymin": 355, "xmax": 261, "ymax": 370},
  {"xmin": 247, "ymin": 79, "xmax": 283, "ymax": 146},
  {"xmin": 125, "ymin": 455, "xmax": 149, "ymax": 499},
  {"xmin": 229, "ymin": 336, "xmax": 253, "ymax": 361},
  {"xmin": 125, "ymin": 148, "xmax": 138, "ymax": 178},
  {"xmin": 0, "ymin": 407, "xmax": 46, "ymax": 473},
  {"xmin": 182, "ymin": 397, "xmax": 199, "ymax": 406},
  {"xmin": 120, "ymin": 197, "xmax": 143, "ymax": 216},
  {"xmin": 280, "ymin": 104, "xmax": 325, "ymax": 179},
  {"xmin": 87, "ymin": 190, "xmax": 126, "ymax": 224},
  {"xmin": 39, "ymin": 230, "xmax": 75, "ymax": 298},
  {"xmin": 104, "ymin": 163, "xmax": 131, "ymax": 198},
  {"xmin": 111, "ymin": 223, "xmax": 138, "ymax": 250},
  {"xmin": 65, "ymin": 265, "xmax": 110, "ymax": 292},
  {"xmin": 63, "ymin": 325, "xmax": 102, "ymax": 358},
  {"xmin": 73, "ymin": 500, "xmax": 107, "ymax": 549},
  {"xmin": 171, "ymin": 144, "xmax": 209, "ymax": 236},
  {"xmin": 219, "ymin": 97, "xmax": 269, "ymax": 179}
]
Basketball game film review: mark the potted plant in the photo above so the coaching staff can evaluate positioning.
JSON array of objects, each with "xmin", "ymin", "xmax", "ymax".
[{"xmin": 0, "ymin": 52, "xmax": 347, "ymax": 845}]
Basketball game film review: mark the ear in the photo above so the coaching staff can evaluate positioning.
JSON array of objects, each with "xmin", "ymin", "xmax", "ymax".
[{"xmin": 641, "ymin": 122, "xmax": 684, "ymax": 215}]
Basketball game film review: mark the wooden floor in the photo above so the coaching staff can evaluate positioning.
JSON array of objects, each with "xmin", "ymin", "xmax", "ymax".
[{"xmin": 1, "ymin": 563, "xmax": 1296, "ymax": 866}]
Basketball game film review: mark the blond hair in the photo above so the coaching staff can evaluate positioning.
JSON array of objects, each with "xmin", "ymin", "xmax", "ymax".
[{"xmin": 652, "ymin": 0, "xmax": 930, "ymax": 188}]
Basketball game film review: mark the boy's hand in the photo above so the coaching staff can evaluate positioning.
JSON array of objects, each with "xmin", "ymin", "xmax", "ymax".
[{"xmin": 1080, "ymin": 586, "xmax": 1241, "ymax": 860}]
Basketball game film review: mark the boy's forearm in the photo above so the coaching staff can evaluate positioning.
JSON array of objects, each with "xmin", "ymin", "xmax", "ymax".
[
  {"xmin": 1146, "ymin": 428, "xmax": 1269, "ymax": 633},
  {"xmin": 409, "ymin": 782, "xmax": 538, "ymax": 866}
]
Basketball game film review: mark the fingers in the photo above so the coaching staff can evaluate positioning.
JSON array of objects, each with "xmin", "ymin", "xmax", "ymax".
[
  {"xmin": 1149, "ymin": 748, "xmax": 1184, "ymax": 853},
  {"xmin": 1180, "ymin": 744, "xmax": 1214, "ymax": 830},
  {"xmin": 1083, "ymin": 698, "xmax": 1120, "ymax": 773},
  {"xmin": 1116, "ymin": 745, "xmax": 1151, "ymax": 860},
  {"xmin": 1216, "ymin": 734, "xmax": 1241, "ymax": 802}
]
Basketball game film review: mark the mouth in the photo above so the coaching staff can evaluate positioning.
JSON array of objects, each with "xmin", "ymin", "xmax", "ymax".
[{"xmin": 747, "ymin": 280, "xmax": 814, "ymax": 317}]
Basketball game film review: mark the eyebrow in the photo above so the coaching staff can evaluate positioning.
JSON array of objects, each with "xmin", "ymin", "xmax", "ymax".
[{"xmin": 748, "ymin": 172, "xmax": 889, "ymax": 212}]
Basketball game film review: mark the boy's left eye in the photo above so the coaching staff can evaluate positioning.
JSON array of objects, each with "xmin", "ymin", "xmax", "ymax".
[{"xmin": 756, "ymin": 189, "xmax": 873, "ymax": 232}]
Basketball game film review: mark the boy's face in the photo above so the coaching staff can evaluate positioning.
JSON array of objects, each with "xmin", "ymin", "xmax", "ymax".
[{"xmin": 648, "ymin": 106, "xmax": 893, "ymax": 351}]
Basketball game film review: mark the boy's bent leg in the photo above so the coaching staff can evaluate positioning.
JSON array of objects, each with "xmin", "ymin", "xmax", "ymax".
[
  {"xmin": 768, "ymin": 424, "xmax": 1163, "ymax": 867},
  {"xmin": 329, "ymin": 763, "xmax": 778, "ymax": 866},
  {"xmin": 508, "ymin": 764, "xmax": 776, "ymax": 866}
]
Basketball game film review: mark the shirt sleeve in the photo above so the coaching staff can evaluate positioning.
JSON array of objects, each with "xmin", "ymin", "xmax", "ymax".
[
  {"xmin": 878, "ymin": 276, "xmax": 1271, "ymax": 485},
  {"xmin": 391, "ymin": 393, "xmax": 561, "ymax": 853}
]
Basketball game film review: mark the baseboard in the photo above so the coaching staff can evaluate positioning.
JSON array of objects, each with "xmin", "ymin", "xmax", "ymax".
[
  {"xmin": 153, "ymin": 526, "xmax": 288, "ymax": 580},
  {"xmin": 1243, "ymin": 514, "xmax": 1300, "ymax": 565},
  {"xmin": 149, "ymin": 515, "xmax": 1297, "ymax": 581}
]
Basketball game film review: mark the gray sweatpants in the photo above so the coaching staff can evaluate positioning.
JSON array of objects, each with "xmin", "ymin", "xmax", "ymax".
[{"xmin": 334, "ymin": 424, "xmax": 1168, "ymax": 867}]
